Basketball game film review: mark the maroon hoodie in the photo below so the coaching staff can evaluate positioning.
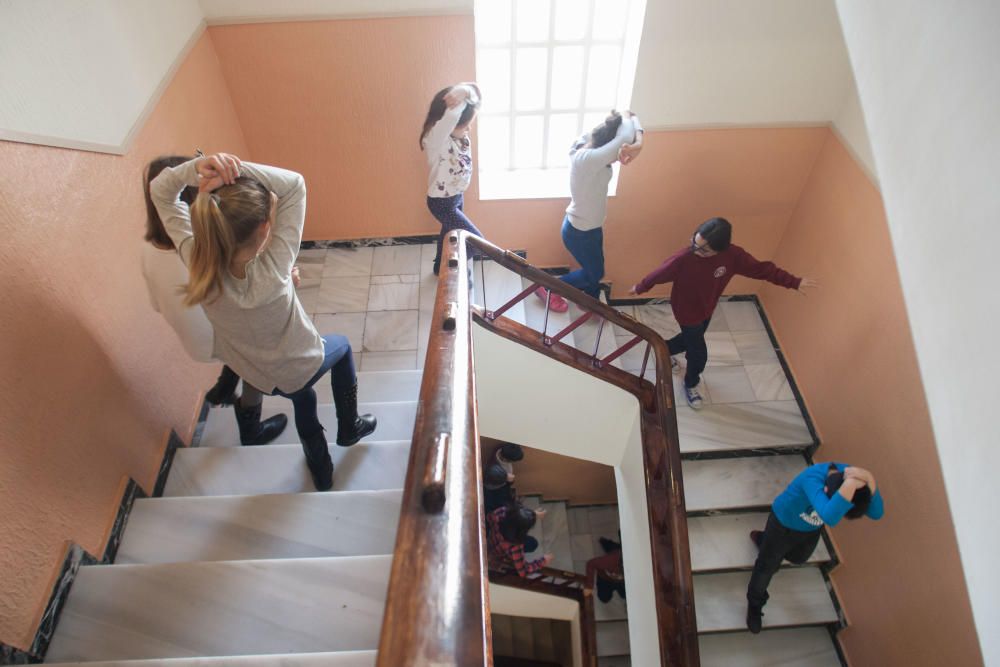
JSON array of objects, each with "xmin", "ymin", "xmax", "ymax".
[{"xmin": 634, "ymin": 244, "xmax": 801, "ymax": 325}]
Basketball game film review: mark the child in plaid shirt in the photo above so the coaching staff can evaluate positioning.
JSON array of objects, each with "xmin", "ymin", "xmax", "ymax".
[{"xmin": 486, "ymin": 504, "xmax": 553, "ymax": 577}]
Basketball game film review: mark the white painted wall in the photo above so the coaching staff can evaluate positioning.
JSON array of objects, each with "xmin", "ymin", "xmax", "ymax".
[
  {"xmin": 0, "ymin": 0, "xmax": 204, "ymax": 153},
  {"xmin": 198, "ymin": 0, "xmax": 471, "ymax": 24},
  {"xmin": 835, "ymin": 2, "xmax": 1000, "ymax": 664},
  {"xmin": 831, "ymin": 75, "xmax": 877, "ymax": 181}
]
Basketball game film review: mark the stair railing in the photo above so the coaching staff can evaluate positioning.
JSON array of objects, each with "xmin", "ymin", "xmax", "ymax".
[
  {"xmin": 488, "ymin": 567, "xmax": 597, "ymax": 667},
  {"xmin": 377, "ymin": 231, "xmax": 698, "ymax": 666}
]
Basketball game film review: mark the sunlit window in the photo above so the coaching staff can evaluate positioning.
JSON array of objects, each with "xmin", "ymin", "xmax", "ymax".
[{"xmin": 474, "ymin": 0, "xmax": 647, "ymax": 199}]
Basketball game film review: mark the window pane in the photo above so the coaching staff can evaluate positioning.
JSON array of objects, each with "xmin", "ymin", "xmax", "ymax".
[
  {"xmin": 475, "ymin": 0, "xmax": 512, "ymax": 45},
  {"xmin": 515, "ymin": 0, "xmax": 550, "ymax": 42},
  {"xmin": 584, "ymin": 44, "xmax": 621, "ymax": 108},
  {"xmin": 546, "ymin": 113, "xmax": 579, "ymax": 168},
  {"xmin": 550, "ymin": 46, "xmax": 584, "ymax": 109},
  {"xmin": 582, "ymin": 111, "xmax": 608, "ymax": 137},
  {"xmin": 553, "ymin": 0, "xmax": 589, "ymax": 40},
  {"xmin": 477, "ymin": 115, "xmax": 511, "ymax": 171},
  {"xmin": 477, "ymin": 48, "xmax": 511, "ymax": 113},
  {"xmin": 592, "ymin": 0, "xmax": 628, "ymax": 41},
  {"xmin": 513, "ymin": 115, "xmax": 544, "ymax": 168},
  {"xmin": 515, "ymin": 48, "xmax": 548, "ymax": 111}
]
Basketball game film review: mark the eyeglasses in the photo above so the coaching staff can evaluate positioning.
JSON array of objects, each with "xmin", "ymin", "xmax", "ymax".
[{"xmin": 690, "ymin": 234, "xmax": 715, "ymax": 256}]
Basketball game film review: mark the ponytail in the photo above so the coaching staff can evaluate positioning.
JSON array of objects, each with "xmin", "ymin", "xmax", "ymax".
[
  {"xmin": 185, "ymin": 193, "xmax": 235, "ymax": 306},
  {"xmin": 184, "ymin": 176, "xmax": 271, "ymax": 306}
]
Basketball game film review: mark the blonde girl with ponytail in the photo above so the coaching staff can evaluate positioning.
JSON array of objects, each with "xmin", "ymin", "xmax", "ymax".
[{"xmin": 150, "ymin": 153, "xmax": 377, "ymax": 491}]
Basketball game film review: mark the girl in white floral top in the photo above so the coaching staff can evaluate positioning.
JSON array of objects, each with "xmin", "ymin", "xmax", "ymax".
[{"xmin": 419, "ymin": 82, "xmax": 483, "ymax": 274}]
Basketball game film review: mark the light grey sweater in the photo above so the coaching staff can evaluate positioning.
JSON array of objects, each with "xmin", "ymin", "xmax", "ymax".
[
  {"xmin": 151, "ymin": 159, "xmax": 323, "ymax": 394},
  {"xmin": 565, "ymin": 116, "xmax": 642, "ymax": 231}
]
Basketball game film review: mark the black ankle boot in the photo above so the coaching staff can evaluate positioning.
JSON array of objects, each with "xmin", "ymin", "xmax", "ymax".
[
  {"xmin": 300, "ymin": 429, "xmax": 334, "ymax": 491},
  {"xmin": 332, "ymin": 383, "xmax": 377, "ymax": 447},
  {"xmin": 233, "ymin": 400, "xmax": 288, "ymax": 446},
  {"xmin": 205, "ymin": 366, "xmax": 240, "ymax": 405}
]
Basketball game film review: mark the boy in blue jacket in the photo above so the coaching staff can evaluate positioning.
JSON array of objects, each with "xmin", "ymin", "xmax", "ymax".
[{"xmin": 747, "ymin": 462, "xmax": 884, "ymax": 633}]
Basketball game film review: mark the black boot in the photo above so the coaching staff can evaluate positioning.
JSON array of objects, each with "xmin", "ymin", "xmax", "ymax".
[
  {"xmin": 301, "ymin": 428, "xmax": 334, "ymax": 491},
  {"xmin": 233, "ymin": 400, "xmax": 288, "ymax": 446},
  {"xmin": 205, "ymin": 366, "xmax": 240, "ymax": 405},
  {"xmin": 332, "ymin": 383, "xmax": 377, "ymax": 447}
]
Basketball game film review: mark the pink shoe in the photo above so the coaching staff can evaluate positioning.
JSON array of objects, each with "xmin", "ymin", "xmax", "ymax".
[{"xmin": 535, "ymin": 286, "xmax": 569, "ymax": 313}]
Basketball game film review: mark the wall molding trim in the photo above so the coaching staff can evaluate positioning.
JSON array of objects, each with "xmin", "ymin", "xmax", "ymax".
[{"xmin": 205, "ymin": 9, "xmax": 471, "ymax": 26}]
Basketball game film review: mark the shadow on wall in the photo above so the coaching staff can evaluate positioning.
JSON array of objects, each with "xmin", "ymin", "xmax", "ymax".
[{"xmin": 0, "ymin": 283, "xmax": 163, "ymax": 650}]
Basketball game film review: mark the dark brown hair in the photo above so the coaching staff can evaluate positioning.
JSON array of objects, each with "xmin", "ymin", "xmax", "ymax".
[
  {"xmin": 499, "ymin": 502, "xmax": 537, "ymax": 543},
  {"xmin": 144, "ymin": 155, "xmax": 197, "ymax": 249},
  {"xmin": 589, "ymin": 110, "xmax": 623, "ymax": 149},
  {"xmin": 419, "ymin": 83, "xmax": 482, "ymax": 150}
]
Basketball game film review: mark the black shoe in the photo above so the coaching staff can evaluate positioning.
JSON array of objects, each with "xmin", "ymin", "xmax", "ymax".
[
  {"xmin": 432, "ymin": 257, "xmax": 441, "ymax": 276},
  {"xmin": 750, "ymin": 530, "xmax": 764, "ymax": 549},
  {"xmin": 332, "ymin": 382, "xmax": 377, "ymax": 447},
  {"xmin": 300, "ymin": 429, "xmax": 333, "ymax": 491},
  {"xmin": 205, "ymin": 366, "xmax": 240, "ymax": 405},
  {"xmin": 233, "ymin": 400, "xmax": 288, "ymax": 446},
  {"xmin": 599, "ymin": 537, "xmax": 621, "ymax": 554},
  {"xmin": 747, "ymin": 605, "xmax": 764, "ymax": 634}
]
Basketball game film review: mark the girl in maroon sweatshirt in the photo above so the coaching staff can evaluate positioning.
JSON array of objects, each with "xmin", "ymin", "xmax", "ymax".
[{"xmin": 629, "ymin": 217, "xmax": 817, "ymax": 409}]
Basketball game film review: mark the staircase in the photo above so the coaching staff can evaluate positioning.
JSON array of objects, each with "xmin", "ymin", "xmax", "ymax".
[{"xmin": 492, "ymin": 614, "xmax": 573, "ymax": 667}]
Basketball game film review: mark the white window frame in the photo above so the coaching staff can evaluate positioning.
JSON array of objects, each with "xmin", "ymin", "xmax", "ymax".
[{"xmin": 474, "ymin": 0, "xmax": 647, "ymax": 200}]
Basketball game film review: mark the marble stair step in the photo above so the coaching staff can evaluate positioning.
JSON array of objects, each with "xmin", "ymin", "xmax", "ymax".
[
  {"xmin": 530, "ymin": 617, "xmax": 558, "ymax": 662},
  {"xmin": 45, "ymin": 650, "xmax": 377, "ymax": 666},
  {"xmin": 566, "ymin": 301, "xmax": 621, "ymax": 368},
  {"xmin": 481, "ymin": 260, "xmax": 527, "ymax": 325},
  {"xmin": 683, "ymin": 455, "xmax": 806, "ymax": 512},
  {"xmin": 44, "ymin": 556, "xmax": 392, "ymax": 663},
  {"xmin": 520, "ymin": 276, "xmax": 576, "ymax": 349},
  {"xmin": 598, "ymin": 657, "xmax": 631, "ymax": 667},
  {"xmin": 694, "ymin": 567, "xmax": 837, "ymax": 632},
  {"xmin": 491, "ymin": 614, "xmax": 515, "ymax": 658},
  {"xmin": 689, "ymin": 512, "xmax": 830, "ymax": 572},
  {"xmin": 200, "ymin": 400, "xmax": 417, "ymax": 447},
  {"xmin": 676, "ymin": 401, "xmax": 812, "ymax": 455},
  {"xmin": 593, "ymin": 589, "xmax": 628, "ymax": 622},
  {"xmin": 257, "ymin": 370, "xmax": 422, "ymax": 409},
  {"xmin": 117, "ymin": 490, "xmax": 402, "ymax": 564},
  {"xmin": 164, "ymin": 441, "xmax": 409, "ymax": 497},
  {"xmin": 697, "ymin": 627, "xmax": 841, "ymax": 666},
  {"xmin": 509, "ymin": 615, "xmax": 537, "ymax": 659},
  {"xmin": 538, "ymin": 501, "xmax": 573, "ymax": 572},
  {"xmin": 595, "ymin": 620, "xmax": 630, "ymax": 657}
]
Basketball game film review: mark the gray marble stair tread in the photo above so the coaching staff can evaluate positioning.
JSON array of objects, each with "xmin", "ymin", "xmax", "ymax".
[
  {"xmin": 256, "ymin": 370, "xmax": 423, "ymax": 408},
  {"xmin": 199, "ymin": 400, "xmax": 416, "ymax": 447},
  {"xmin": 520, "ymin": 276, "xmax": 576, "ymax": 348},
  {"xmin": 117, "ymin": 490, "xmax": 402, "ymax": 564},
  {"xmin": 44, "ymin": 650, "xmax": 377, "ymax": 666},
  {"xmin": 164, "ymin": 442, "xmax": 409, "ymax": 497},
  {"xmin": 593, "ymin": 590, "xmax": 628, "ymax": 621},
  {"xmin": 530, "ymin": 617, "xmax": 558, "ymax": 662},
  {"xmin": 689, "ymin": 512, "xmax": 830, "ymax": 572},
  {"xmin": 491, "ymin": 614, "xmax": 515, "ymax": 658},
  {"xmin": 683, "ymin": 455, "xmax": 806, "ymax": 512},
  {"xmin": 596, "ymin": 620, "xmax": 630, "ymax": 657},
  {"xmin": 482, "ymin": 260, "xmax": 527, "ymax": 325},
  {"xmin": 697, "ymin": 627, "xmax": 841, "ymax": 666},
  {"xmin": 538, "ymin": 501, "xmax": 573, "ymax": 572},
  {"xmin": 694, "ymin": 568, "xmax": 837, "ymax": 632},
  {"xmin": 509, "ymin": 615, "xmax": 536, "ymax": 659},
  {"xmin": 676, "ymin": 401, "xmax": 813, "ymax": 454},
  {"xmin": 597, "ymin": 657, "xmax": 631, "ymax": 667},
  {"xmin": 44, "ymin": 556, "xmax": 392, "ymax": 663}
]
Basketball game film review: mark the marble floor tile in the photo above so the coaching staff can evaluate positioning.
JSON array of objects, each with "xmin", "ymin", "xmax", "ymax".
[
  {"xmin": 420, "ymin": 242, "xmax": 439, "ymax": 277},
  {"xmin": 698, "ymin": 627, "xmax": 841, "ymax": 667},
  {"xmin": 706, "ymin": 305, "xmax": 730, "ymax": 332},
  {"xmin": 694, "ymin": 568, "xmax": 837, "ymax": 632},
  {"xmin": 45, "ymin": 556, "xmax": 392, "ymax": 662},
  {"xmin": 316, "ymin": 275, "xmax": 370, "ymax": 313},
  {"xmin": 117, "ymin": 490, "xmax": 403, "ymax": 564},
  {"xmin": 418, "ymin": 270, "xmax": 439, "ymax": 314},
  {"xmin": 569, "ymin": 533, "xmax": 601, "ymax": 561},
  {"xmin": 674, "ymin": 373, "xmax": 713, "ymax": 406},
  {"xmin": 676, "ymin": 400, "xmax": 811, "ymax": 453},
  {"xmin": 371, "ymin": 273, "xmax": 419, "ymax": 284},
  {"xmin": 593, "ymin": 590, "xmax": 628, "ymax": 621},
  {"xmin": 745, "ymin": 362, "xmax": 794, "ymax": 401},
  {"xmin": 371, "ymin": 245, "xmax": 421, "ymax": 275},
  {"xmin": 635, "ymin": 304, "xmax": 680, "ymax": 339},
  {"xmin": 587, "ymin": 505, "xmax": 621, "ymax": 539},
  {"xmin": 416, "ymin": 307, "xmax": 433, "ymax": 370},
  {"xmin": 704, "ymin": 331, "xmax": 743, "ymax": 366},
  {"xmin": 596, "ymin": 620, "xmax": 630, "ymax": 656},
  {"xmin": 682, "ymin": 455, "xmax": 806, "ymax": 512},
  {"xmin": 540, "ymin": 502, "xmax": 573, "ymax": 571},
  {"xmin": 688, "ymin": 512, "xmax": 830, "ymax": 572},
  {"xmin": 296, "ymin": 278, "xmax": 321, "ymax": 314},
  {"xmin": 359, "ymin": 350, "xmax": 418, "ymax": 372},
  {"xmin": 720, "ymin": 300, "xmax": 766, "ymax": 331},
  {"xmin": 732, "ymin": 330, "xmax": 779, "ymax": 364},
  {"xmin": 363, "ymin": 310, "xmax": 418, "ymax": 352},
  {"xmin": 323, "ymin": 247, "xmax": 373, "ymax": 277},
  {"xmin": 313, "ymin": 312, "xmax": 366, "ymax": 350},
  {"xmin": 295, "ymin": 249, "xmax": 326, "ymax": 281},
  {"xmin": 43, "ymin": 650, "xmax": 379, "ymax": 666},
  {"xmin": 702, "ymin": 366, "xmax": 757, "ymax": 404},
  {"xmin": 367, "ymin": 281, "xmax": 419, "ymax": 311},
  {"xmin": 567, "ymin": 507, "xmax": 591, "ymax": 534}
]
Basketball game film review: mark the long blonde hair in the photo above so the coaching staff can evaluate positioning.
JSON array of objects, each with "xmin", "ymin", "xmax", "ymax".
[{"xmin": 185, "ymin": 176, "xmax": 271, "ymax": 306}]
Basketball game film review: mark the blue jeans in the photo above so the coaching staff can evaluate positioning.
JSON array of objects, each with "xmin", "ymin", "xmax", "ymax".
[
  {"xmin": 559, "ymin": 217, "xmax": 604, "ymax": 299},
  {"xmin": 273, "ymin": 334, "xmax": 355, "ymax": 439}
]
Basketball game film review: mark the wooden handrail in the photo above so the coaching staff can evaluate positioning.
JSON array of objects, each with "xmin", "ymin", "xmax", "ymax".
[
  {"xmin": 466, "ymin": 234, "xmax": 699, "ymax": 666},
  {"xmin": 376, "ymin": 233, "xmax": 490, "ymax": 666}
]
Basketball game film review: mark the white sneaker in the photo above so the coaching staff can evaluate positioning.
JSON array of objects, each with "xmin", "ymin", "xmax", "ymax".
[
  {"xmin": 671, "ymin": 356, "xmax": 682, "ymax": 375},
  {"xmin": 684, "ymin": 383, "xmax": 704, "ymax": 410}
]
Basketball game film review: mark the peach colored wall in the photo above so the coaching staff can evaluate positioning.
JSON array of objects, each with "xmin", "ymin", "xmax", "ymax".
[
  {"xmin": 759, "ymin": 133, "xmax": 982, "ymax": 665},
  {"xmin": 0, "ymin": 32, "xmax": 248, "ymax": 650},
  {"xmin": 209, "ymin": 17, "xmax": 825, "ymax": 297}
]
